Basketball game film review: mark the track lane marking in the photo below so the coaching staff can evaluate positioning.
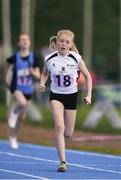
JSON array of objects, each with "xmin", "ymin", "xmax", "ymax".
[
  {"xmin": 0, "ymin": 151, "xmax": 121, "ymax": 175},
  {"xmin": 0, "ymin": 160, "xmax": 120, "ymax": 167},
  {"xmin": 1, "ymin": 140, "xmax": 121, "ymax": 159},
  {"xmin": 0, "ymin": 168, "xmax": 50, "ymax": 180}
]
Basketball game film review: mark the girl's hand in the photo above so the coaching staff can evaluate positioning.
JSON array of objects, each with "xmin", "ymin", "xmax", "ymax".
[
  {"xmin": 40, "ymin": 84, "xmax": 46, "ymax": 92},
  {"xmin": 29, "ymin": 67, "xmax": 34, "ymax": 74},
  {"xmin": 83, "ymin": 96, "xmax": 91, "ymax": 105}
]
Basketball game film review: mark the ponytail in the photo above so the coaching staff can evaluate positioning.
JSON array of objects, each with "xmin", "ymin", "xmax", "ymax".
[
  {"xmin": 49, "ymin": 36, "xmax": 57, "ymax": 52},
  {"xmin": 56, "ymin": 29, "xmax": 79, "ymax": 53},
  {"xmin": 70, "ymin": 42, "xmax": 79, "ymax": 53},
  {"xmin": 49, "ymin": 30, "xmax": 79, "ymax": 54}
]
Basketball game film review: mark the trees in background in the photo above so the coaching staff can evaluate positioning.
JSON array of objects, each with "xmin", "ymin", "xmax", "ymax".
[
  {"xmin": 2, "ymin": 0, "xmax": 12, "ymax": 106},
  {"xmin": 0, "ymin": 0, "xmax": 120, "ymax": 81}
]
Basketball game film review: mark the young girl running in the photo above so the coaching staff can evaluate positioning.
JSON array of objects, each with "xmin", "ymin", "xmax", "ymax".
[
  {"xmin": 6, "ymin": 33, "xmax": 40, "ymax": 149},
  {"xmin": 40, "ymin": 30, "xmax": 92, "ymax": 172}
]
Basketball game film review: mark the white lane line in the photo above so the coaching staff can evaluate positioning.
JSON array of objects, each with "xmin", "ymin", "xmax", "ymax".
[
  {"xmin": 68, "ymin": 149, "xmax": 121, "ymax": 160},
  {"xmin": 0, "ymin": 151, "xmax": 121, "ymax": 175},
  {"xmin": 70, "ymin": 163, "xmax": 121, "ymax": 175},
  {"xmin": 0, "ymin": 161, "xmax": 51, "ymax": 164},
  {"xmin": 0, "ymin": 168, "xmax": 49, "ymax": 180},
  {"xmin": 1, "ymin": 140, "xmax": 121, "ymax": 159},
  {"xmin": 22, "ymin": 143, "xmax": 121, "ymax": 160},
  {"xmin": 0, "ymin": 160, "xmax": 120, "ymax": 167}
]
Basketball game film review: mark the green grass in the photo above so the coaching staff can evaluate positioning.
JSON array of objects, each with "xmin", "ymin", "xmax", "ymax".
[
  {"xmin": 0, "ymin": 105, "xmax": 7, "ymax": 121},
  {"xmin": 1, "ymin": 104, "xmax": 121, "ymax": 134},
  {"xmin": 34, "ymin": 105, "xmax": 121, "ymax": 134}
]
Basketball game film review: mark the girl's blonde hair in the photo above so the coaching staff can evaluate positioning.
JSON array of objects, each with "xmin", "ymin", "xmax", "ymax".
[
  {"xmin": 49, "ymin": 36, "xmax": 57, "ymax": 52},
  {"xmin": 57, "ymin": 29, "xmax": 74, "ymax": 40},
  {"xmin": 57, "ymin": 29, "xmax": 79, "ymax": 53},
  {"xmin": 49, "ymin": 29, "xmax": 79, "ymax": 53}
]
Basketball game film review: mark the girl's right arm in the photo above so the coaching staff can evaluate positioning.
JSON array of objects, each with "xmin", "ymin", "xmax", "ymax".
[
  {"xmin": 5, "ymin": 63, "xmax": 12, "ymax": 88},
  {"xmin": 40, "ymin": 65, "xmax": 49, "ymax": 92}
]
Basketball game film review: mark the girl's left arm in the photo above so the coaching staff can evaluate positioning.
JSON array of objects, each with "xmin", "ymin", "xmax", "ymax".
[
  {"xmin": 29, "ymin": 67, "xmax": 40, "ymax": 80},
  {"xmin": 78, "ymin": 59, "xmax": 92, "ymax": 104}
]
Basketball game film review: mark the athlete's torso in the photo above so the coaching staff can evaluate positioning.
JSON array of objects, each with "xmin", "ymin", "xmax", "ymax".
[
  {"xmin": 15, "ymin": 52, "xmax": 34, "ymax": 94},
  {"xmin": 45, "ymin": 51, "xmax": 82, "ymax": 94}
]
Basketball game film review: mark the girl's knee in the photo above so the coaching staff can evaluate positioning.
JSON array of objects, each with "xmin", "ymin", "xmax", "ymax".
[
  {"xmin": 17, "ymin": 102, "xmax": 28, "ymax": 113},
  {"xmin": 13, "ymin": 101, "xmax": 28, "ymax": 115},
  {"xmin": 21, "ymin": 101, "xmax": 28, "ymax": 108},
  {"xmin": 55, "ymin": 123, "xmax": 65, "ymax": 134},
  {"xmin": 64, "ymin": 132, "xmax": 73, "ymax": 139}
]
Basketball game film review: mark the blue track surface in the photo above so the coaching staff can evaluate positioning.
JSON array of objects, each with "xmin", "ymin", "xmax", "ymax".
[{"xmin": 0, "ymin": 140, "xmax": 121, "ymax": 179}]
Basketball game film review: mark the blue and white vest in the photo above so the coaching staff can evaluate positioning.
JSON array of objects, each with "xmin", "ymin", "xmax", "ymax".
[{"xmin": 15, "ymin": 52, "xmax": 34, "ymax": 94}]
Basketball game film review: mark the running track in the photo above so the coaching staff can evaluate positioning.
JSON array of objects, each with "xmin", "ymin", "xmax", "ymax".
[{"xmin": 0, "ymin": 140, "xmax": 121, "ymax": 179}]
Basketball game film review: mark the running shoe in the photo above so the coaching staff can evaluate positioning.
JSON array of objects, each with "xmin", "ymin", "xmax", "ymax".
[
  {"xmin": 57, "ymin": 161, "xmax": 68, "ymax": 172},
  {"xmin": 9, "ymin": 136, "xmax": 18, "ymax": 149}
]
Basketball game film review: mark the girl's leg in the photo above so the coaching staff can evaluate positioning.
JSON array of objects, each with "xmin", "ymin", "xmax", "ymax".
[
  {"xmin": 64, "ymin": 109, "xmax": 77, "ymax": 139},
  {"xmin": 14, "ymin": 90, "xmax": 28, "ymax": 107},
  {"xmin": 8, "ymin": 91, "xmax": 28, "ymax": 128},
  {"xmin": 50, "ymin": 100, "xmax": 65, "ymax": 162},
  {"xmin": 10, "ymin": 107, "xmax": 27, "ymax": 137},
  {"xmin": 9, "ymin": 109, "xmax": 27, "ymax": 149},
  {"xmin": 8, "ymin": 90, "xmax": 28, "ymax": 148}
]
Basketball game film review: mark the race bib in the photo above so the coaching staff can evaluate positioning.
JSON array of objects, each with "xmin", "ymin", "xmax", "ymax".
[
  {"xmin": 17, "ymin": 69, "xmax": 32, "ymax": 85},
  {"xmin": 52, "ymin": 74, "xmax": 74, "ymax": 87}
]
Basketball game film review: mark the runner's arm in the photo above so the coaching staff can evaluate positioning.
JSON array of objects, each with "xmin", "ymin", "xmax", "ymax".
[
  {"xmin": 40, "ymin": 65, "xmax": 49, "ymax": 92},
  {"xmin": 78, "ymin": 59, "xmax": 92, "ymax": 104}
]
